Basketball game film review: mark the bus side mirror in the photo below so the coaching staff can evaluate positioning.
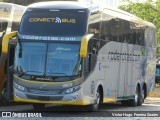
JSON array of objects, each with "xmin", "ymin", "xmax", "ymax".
[
  {"xmin": 2, "ymin": 31, "xmax": 17, "ymax": 54},
  {"xmin": 80, "ymin": 34, "xmax": 94, "ymax": 58}
]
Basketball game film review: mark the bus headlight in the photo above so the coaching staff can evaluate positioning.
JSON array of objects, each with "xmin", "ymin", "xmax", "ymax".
[
  {"xmin": 14, "ymin": 82, "xmax": 26, "ymax": 92},
  {"xmin": 64, "ymin": 85, "xmax": 81, "ymax": 94}
]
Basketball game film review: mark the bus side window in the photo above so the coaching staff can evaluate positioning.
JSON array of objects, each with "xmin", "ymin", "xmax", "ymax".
[
  {"xmin": 88, "ymin": 40, "xmax": 98, "ymax": 72},
  {"xmin": 84, "ymin": 39, "xmax": 99, "ymax": 75}
]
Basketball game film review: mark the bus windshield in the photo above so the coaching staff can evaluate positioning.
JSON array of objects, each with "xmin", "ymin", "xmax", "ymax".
[
  {"xmin": 19, "ymin": 11, "xmax": 87, "ymax": 36},
  {"xmin": 14, "ymin": 42, "xmax": 81, "ymax": 77}
]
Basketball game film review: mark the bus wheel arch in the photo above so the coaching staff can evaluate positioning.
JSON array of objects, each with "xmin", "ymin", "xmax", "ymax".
[
  {"xmin": 98, "ymin": 85, "xmax": 104, "ymax": 104},
  {"xmin": 137, "ymin": 83, "xmax": 143, "ymax": 106},
  {"xmin": 88, "ymin": 84, "xmax": 103, "ymax": 111},
  {"xmin": 130, "ymin": 83, "xmax": 141, "ymax": 107}
]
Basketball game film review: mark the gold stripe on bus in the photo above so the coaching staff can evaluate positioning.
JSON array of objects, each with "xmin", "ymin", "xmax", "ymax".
[
  {"xmin": 103, "ymin": 98, "xmax": 116, "ymax": 103},
  {"xmin": 14, "ymin": 97, "xmax": 90, "ymax": 105},
  {"xmin": 80, "ymin": 34, "xmax": 94, "ymax": 58},
  {"xmin": 14, "ymin": 75, "xmax": 82, "ymax": 84}
]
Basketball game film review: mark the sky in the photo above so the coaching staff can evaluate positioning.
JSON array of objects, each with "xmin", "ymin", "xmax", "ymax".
[{"xmin": 79, "ymin": 0, "xmax": 157, "ymax": 8}]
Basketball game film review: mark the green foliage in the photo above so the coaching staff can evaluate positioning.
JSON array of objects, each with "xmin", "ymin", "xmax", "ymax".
[
  {"xmin": 119, "ymin": 0, "xmax": 160, "ymax": 57},
  {"xmin": 157, "ymin": 46, "xmax": 160, "ymax": 58},
  {"xmin": 120, "ymin": 3, "xmax": 154, "ymax": 22}
]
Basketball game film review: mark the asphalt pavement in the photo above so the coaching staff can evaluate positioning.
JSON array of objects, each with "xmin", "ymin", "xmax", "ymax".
[{"xmin": 0, "ymin": 97, "xmax": 160, "ymax": 120}]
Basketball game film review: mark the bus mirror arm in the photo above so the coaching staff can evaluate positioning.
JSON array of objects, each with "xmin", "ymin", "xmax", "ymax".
[
  {"xmin": 80, "ymin": 34, "xmax": 94, "ymax": 58},
  {"xmin": 2, "ymin": 31, "xmax": 17, "ymax": 101},
  {"xmin": 2, "ymin": 31, "xmax": 17, "ymax": 54}
]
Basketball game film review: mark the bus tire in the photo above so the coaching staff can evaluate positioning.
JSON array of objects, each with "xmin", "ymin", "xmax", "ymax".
[
  {"xmin": 88, "ymin": 88, "xmax": 101, "ymax": 111},
  {"xmin": 121, "ymin": 100, "xmax": 130, "ymax": 106},
  {"xmin": 0, "ymin": 83, "xmax": 8, "ymax": 105},
  {"xmin": 141, "ymin": 88, "xmax": 145, "ymax": 103},
  {"xmin": 130, "ymin": 86, "xmax": 139, "ymax": 107},
  {"xmin": 137, "ymin": 88, "xmax": 144, "ymax": 106},
  {"xmin": 32, "ymin": 104, "xmax": 45, "ymax": 110}
]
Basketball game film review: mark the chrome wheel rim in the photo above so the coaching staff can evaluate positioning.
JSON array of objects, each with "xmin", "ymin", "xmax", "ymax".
[
  {"xmin": 135, "ymin": 90, "xmax": 138, "ymax": 103},
  {"xmin": 96, "ymin": 91, "xmax": 100, "ymax": 105}
]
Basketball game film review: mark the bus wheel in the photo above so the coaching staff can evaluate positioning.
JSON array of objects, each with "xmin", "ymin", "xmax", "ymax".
[
  {"xmin": 121, "ymin": 100, "xmax": 130, "ymax": 106},
  {"xmin": 0, "ymin": 85, "xmax": 8, "ymax": 105},
  {"xmin": 32, "ymin": 104, "xmax": 45, "ymax": 110},
  {"xmin": 1, "ymin": 84, "xmax": 8, "ymax": 105},
  {"xmin": 130, "ymin": 86, "xmax": 140, "ymax": 107},
  {"xmin": 88, "ymin": 88, "xmax": 101, "ymax": 111},
  {"xmin": 141, "ymin": 88, "xmax": 145, "ymax": 103},
  {"xmin": 138, "ymin": 88, "xmax": 144, "ymax": 106}
]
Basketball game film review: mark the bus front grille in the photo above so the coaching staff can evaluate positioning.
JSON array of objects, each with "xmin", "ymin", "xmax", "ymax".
[
  {"xmin": 26, "ymin": 94, "xmax": 63, "ymax": 101},
  {"xmin": 27, "ymin": 89, "xmax": 61, "ymax": 95}
]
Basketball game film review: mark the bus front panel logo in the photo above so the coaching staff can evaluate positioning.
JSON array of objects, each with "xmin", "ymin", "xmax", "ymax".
[
  {"xmin": 29, "ymin": 17, "xmax": 76, "ymax": 24},
  {"xmin": 55, "ymin": 17, "xmax": 61, "ymax": 23}
]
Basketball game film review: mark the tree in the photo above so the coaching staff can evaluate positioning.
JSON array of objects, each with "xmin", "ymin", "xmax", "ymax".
[{"xmin": 119, "ymin": 0, "xmax": 160, "ymax": 57}]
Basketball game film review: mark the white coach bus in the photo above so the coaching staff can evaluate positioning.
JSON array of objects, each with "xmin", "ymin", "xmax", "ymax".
[{"xmin": 3, "ymin": 1, "xmax": 156, "ymax": 111}]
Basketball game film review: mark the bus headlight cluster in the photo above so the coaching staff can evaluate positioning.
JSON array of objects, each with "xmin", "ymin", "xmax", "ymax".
[
  {"xmin": 64, "ymin": 85, "xmax": 81, "ymax": 94},
  {"xmin": 14, "ymin": 82, "xmax": 26, "ymax": 92}
]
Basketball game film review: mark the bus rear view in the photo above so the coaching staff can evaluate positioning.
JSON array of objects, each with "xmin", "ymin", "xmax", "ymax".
[{"xmin": 13, "ymin": 2, "xmax": 90, "ymax": 109}]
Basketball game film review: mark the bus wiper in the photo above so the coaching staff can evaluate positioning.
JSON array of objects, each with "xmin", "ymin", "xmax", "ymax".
[
  {"xmin": 16, "ymin": 71, "xmax": 44, "ymax": 77},
  {"xmin": 72, "ymin": 57, "xmax": 81, "ymax": 75},
  {"xmin": 49, "ymin": 72, "xmax": 73, "ymax": 80}
]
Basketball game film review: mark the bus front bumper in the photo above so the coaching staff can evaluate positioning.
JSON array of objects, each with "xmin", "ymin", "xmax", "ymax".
[
  {"xmin": 14, "ymin": 97, "xmax": 90, "ymax": 105},
  {"xmin": 13, "ymin": 85, "xmax": 91, "ymax": 105}
]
